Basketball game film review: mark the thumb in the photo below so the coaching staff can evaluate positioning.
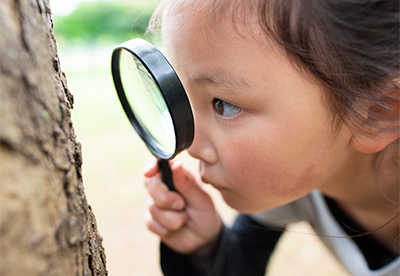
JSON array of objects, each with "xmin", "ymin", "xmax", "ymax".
[{"xmin": 171, "ymin": 161, "xmax": 213, "ymax": 210}]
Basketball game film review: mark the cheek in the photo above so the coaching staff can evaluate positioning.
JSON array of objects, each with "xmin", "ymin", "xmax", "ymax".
[{"xmin": 219, "ymin": 133, "xmax": 320, "ymax": 208}]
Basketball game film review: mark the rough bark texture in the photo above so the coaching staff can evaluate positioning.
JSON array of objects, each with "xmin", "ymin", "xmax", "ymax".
[{"xmin": 0, "ymin": 0, "xmax": 107, "ymax": 275}]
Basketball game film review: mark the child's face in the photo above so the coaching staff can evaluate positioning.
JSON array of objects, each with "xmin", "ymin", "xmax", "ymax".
[{"xmin": 162, "ymin": 9, "xmax": 354, "ymax": 213}]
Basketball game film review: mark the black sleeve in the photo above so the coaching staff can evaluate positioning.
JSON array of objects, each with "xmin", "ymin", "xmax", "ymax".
[{"xmin": 160, "ymin": 214, "xmax": 284, "ymax": 276}]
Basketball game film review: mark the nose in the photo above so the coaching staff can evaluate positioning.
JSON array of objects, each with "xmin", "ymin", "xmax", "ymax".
[{"xmin": 187, "ymin": 117, "xmax": 218, "ymax": 164}]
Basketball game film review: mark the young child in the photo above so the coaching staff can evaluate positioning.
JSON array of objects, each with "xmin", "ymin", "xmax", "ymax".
[{"xmin": 143, "ymin": 0, "xmax": 399, "ymax": 275}]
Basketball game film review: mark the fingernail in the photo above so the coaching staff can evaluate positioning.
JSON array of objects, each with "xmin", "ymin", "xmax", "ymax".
[
  {"xmin": 171, "ymin": 160, "xmax": 182, "ymax": 170},
  {"xmin": 172, "ymin": 200, "xmax": 183, "ymax": 210}
]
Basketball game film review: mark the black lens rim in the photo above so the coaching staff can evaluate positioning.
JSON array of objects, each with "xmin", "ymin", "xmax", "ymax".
[{"xmin": 111, "ymin": 38, "xmax": 194, "ymax": 159}]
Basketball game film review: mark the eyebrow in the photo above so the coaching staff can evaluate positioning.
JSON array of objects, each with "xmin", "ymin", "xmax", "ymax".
[{"xmin": 193, "ymin": 71, "xmax": 252, "ymax": 90}]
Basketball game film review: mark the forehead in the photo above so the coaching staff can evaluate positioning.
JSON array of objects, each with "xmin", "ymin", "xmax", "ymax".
[
  {"xmin": 161, "ymin": 5, "xmax": 290, "ymax": 81},
  {"xmin": 160, "ymin": 0, "xmax": 265, "ymax": 46},
  {"xmin": 163, "ymin": 2, "xmax": 295, "ymax": 79},
  {"xmin": 161, "ymin": 2, "xmax": 218, "ymax": 50}
]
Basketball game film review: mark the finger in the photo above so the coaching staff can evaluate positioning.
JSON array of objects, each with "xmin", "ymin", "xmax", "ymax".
[
  {"xmin": 145, "ymin": 176, "xmax": 185, "ymax": 210},
  {"xmin": 171, "ymin": 161, "xmax": 213, "ymax": 210},
  {"xmin": 148, "ymin": 203, "xmax": 187, "ymax": 231},
  {"xmin": 143, "ymin": 157, "xmax": 159, "ymax": 177},
  {"xmin": 145, "ymin": 209, "xmax": 168, "ymax": 237}
]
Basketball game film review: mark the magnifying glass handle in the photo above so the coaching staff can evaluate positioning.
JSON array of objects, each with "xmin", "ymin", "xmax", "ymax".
[{"xmin": 157, "ymin": 159, "xmax": 175, "ymax": 191}]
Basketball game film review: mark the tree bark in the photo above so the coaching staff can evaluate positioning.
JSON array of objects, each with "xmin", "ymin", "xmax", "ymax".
[{"xmin": 0, "ymin": 0, "xmax": 107, "ymax": 275}]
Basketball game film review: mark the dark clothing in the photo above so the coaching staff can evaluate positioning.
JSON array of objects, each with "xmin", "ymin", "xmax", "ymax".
[
  {"xmin": 161, "ymin": 214, "xmax": 283, "ymax": 276},
  {"xmin": 160, "ymin": 191, "xmax": 399, "ymax": 276}
]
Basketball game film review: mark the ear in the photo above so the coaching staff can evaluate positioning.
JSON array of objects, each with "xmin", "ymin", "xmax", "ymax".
[
  {"xmin": 351, "ymin": 132, "xmax": 399, "ymax": 154},
  {"xmin": 350, "ymin": 85, "xmax": 400, "ymax": 153}
]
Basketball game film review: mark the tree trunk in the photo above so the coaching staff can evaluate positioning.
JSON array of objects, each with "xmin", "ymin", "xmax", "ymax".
[{"xmin": 0, "ymin": 0, "xmax": 107, "ymax": 275}]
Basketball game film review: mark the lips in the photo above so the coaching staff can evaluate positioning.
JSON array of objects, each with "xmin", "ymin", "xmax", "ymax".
[
  {"xmin": 199, "ymin": 162, "xmax": 228, "ymax": 190},
  {"xmin": 201, "ymin": 174, "xmax": 229, "ymax": 190},
  {"xmin": 199, "ymin": 162, "xmax": 210, "ymax": 184},
  {"xmin": 200, "ymin": 175, "xmax": 211, "ymax": 184}
]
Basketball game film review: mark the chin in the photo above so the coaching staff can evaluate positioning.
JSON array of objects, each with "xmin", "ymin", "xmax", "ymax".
[{"xmin": 221, "ymin": 194, "xmax": 261, "ymax": 214}]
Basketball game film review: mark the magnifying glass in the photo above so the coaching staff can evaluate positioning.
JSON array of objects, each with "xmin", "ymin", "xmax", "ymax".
[{"xmin": 111, "ymin": 38, "xmax": 194, "ymax": 191}]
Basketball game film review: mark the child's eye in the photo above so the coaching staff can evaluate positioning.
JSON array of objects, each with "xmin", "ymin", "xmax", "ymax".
[{"xmin": 213, "ymin": 98, "xmax": 242, "ymax": 118}]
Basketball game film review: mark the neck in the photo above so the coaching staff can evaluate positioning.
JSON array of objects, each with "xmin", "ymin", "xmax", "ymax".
[{"xmin": 320, "ymin": 143, "xmax": 400, "ymax": 254}]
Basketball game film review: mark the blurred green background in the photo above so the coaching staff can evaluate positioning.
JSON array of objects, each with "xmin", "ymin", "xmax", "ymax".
[
  {"xmin": 50, "ymin": 1, "xmax": 351, "ymax": 275},
  {"xmin": 53, "ymin": 0, "xmax": 156, "ymax": 45}
]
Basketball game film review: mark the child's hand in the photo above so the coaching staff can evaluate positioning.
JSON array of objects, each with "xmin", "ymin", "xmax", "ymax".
[{"xmin": 144, "ymin": 157, "xmax": 222, "ymax": 255}]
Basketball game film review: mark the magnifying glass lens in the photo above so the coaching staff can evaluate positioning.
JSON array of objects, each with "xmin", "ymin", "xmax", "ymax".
[
  {"xmin": 119, "ymin": 49, "xmax": 176, "ymax": 157},
  {"xmin": 112, "ymin": 38, "xmax": 195, "ymax": 191}
]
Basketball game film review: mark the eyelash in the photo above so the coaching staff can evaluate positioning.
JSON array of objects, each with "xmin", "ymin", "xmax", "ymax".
[{"xmin": 212, "ymin": 98, "xmax": 242, "ymax": 120}]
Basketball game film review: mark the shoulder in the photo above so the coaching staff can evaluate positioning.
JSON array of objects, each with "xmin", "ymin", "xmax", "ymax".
[{"xmin": 249, "ymin": 190, "xmax": 321, "ymax": 227}]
